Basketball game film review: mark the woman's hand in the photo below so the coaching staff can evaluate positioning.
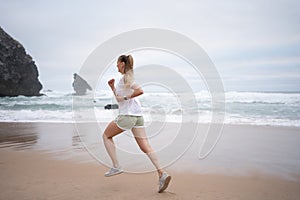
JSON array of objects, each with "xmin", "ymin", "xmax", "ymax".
[
  {"xmin": 108, "ymin": 79, "xmax": 115, "ymax": 90},
  {"xmin": 116, "ymin": 95, "xmax": 124, "ymax": 102}
]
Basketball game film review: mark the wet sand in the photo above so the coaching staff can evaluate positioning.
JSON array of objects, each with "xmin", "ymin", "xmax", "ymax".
[
  {"xmin": 1, "ymin": 149, "xmax": 300, "ymax": 200},
  {"xmin": 0, "ymin": 122, "xmax": 300, "ymax": 199}
]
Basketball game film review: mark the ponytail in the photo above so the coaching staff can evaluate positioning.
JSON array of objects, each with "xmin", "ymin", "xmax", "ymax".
[{"xmin": 118, "ymin": 54, "xmax": 134, "ymax": 87}]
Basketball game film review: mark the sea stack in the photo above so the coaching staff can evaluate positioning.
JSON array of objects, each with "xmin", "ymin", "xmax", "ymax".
[
  {"xmin": 0, "ymin": 27, "xmax": 43, "ymax": 97},
  {"xmin": 72, "ymin": 73, "xmax": 92, "ymax": 95}
]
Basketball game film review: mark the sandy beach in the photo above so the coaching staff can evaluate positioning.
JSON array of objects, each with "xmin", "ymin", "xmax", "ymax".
[
  {"xmin": 1, "ymin": 148, "xmax": 300, "ymax": 200},
  {"xmin": 1, "ymin": 122, "xmax": 300, "ymax": 200}
]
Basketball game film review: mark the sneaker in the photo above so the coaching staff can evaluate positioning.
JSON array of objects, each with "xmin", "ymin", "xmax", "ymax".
[
  {"xmin": 158, "ymin": 172, "xmax": 171, "ymax": 193},
  {"xmin": 104, "ymin": 167, "xmax": 124, "ymax": 177}
]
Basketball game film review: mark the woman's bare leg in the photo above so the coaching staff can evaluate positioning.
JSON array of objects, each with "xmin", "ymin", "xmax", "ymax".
[
  {"xmin": 103, "ymin": 121, "xmax": 124, "ymax": 168},
  {"xmin": 131, "ymin": 127, "xmax": 163, "ymax": 177}
]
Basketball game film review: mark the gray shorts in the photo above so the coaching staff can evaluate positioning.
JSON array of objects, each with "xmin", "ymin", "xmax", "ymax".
[{"xmin": 115, "ymin": 115, "xmax": 144, "ymax": 130}]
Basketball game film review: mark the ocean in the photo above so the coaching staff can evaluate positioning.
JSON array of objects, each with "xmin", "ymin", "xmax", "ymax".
[{"xmin": 0, "ymin": 90, "xmax": 300, "ymax": 127}]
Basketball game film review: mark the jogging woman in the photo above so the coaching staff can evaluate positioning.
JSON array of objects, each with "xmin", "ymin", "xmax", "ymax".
[{"xmin": 103, "ymin": 54, "xmax": 171, "ymax": 193}]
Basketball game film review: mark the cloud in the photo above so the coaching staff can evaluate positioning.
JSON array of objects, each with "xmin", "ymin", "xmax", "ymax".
[{"xmin": 0, "ymin": 0, "xmax": 299, "ymax": 91}]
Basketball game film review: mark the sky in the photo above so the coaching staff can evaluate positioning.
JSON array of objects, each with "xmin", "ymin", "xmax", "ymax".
[{"xmin": 0, "ymin": 0, "xmax": 300, "ymax": 92}]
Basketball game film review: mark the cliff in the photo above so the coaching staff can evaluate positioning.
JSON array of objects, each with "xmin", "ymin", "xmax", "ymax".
[{"xmin": 0, "ymin": 27, "xmax": 43, "ymax": 97}]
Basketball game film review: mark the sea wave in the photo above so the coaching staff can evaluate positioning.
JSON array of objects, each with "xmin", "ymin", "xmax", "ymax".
[{"xmin": 0, "ymin": 90, "xmax": 299, "ymax": 127}]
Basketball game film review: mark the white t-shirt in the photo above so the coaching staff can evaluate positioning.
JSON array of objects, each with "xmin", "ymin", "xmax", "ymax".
[{"xmin": 115, "ymin": 76, "xmax": 143, "ymax": 116}]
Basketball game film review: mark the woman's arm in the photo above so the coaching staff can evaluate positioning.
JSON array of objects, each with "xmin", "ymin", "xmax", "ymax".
[
  {"xmin": 127, "ymin": 84, "xmax": 143, "ymax": 99},
  {"xmin": 108, "ymin": 79, "xmax": 143, "ymax": 101},
  {"xmin": 108, "ymin": 78, "xmax": 120, "ymax": 101}
]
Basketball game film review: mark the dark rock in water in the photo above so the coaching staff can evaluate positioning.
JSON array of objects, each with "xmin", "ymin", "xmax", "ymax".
[
  {"xmin": 104, "ymin": 104, "xmax": 119, "ymax": 110},
  {"xmin": 43, "ymin": 89, "xmax": 53, "ymax": 92},
  {"xmin": 0, "ymin": 27, "xmax": 43, "ymax": 97},
  {"xmin": 72, "ymin": 73, "xmax": 92, "ymax": 95}
]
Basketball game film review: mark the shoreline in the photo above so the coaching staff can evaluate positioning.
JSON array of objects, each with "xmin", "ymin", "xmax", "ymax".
[
  {"xmin": 1, "ymin": 121, "xmax": 300, "ymax": 129},
  {"xmin": 1, "ymin": 122, "xmax": 300, "ymax": 179},
  {"xmin": 0, "ymin": 122, "xmax": 300, "ymax": 175},
  {"xmin": 1, "ymin": 122, "xmax": 300, "ymax": 199}
]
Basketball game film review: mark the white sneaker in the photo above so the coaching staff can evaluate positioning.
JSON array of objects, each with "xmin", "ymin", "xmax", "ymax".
[
  {"xmin": 158, "ymin": 172, "xmax": 171, "ymax": 193},
  {"xmin": 104, "ymin": 167, "xmax": 124, "ymax": 177}
]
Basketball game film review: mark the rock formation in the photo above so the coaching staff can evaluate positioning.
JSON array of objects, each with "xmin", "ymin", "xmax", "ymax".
[
  {"xmin": 104, "ymin": 104, "xmax": 119, "ymax": 110},
  {"xmin": 72, "ymin": 73, "xmax": 92, "ymax": 95},
  {"xmin": 0, "ymin": 27, "xmax": 43, "ymax": 97}
]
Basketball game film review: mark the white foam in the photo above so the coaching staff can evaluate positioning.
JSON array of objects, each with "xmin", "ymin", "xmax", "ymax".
[{"xmin": 0, "ymin": 91, "xmax": 299, "ymax": 127}]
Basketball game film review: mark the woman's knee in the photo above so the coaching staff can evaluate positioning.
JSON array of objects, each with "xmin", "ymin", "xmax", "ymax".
[
  {"xmin": 103, "ymin": 133, "xmax": 111, "ymax": 140},
  {"xmin": 103, "ymin": 121, "xmax": 123, "ymax": 139}
]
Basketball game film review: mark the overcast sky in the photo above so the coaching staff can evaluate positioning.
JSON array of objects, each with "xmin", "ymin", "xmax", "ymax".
[{"xmin": 1, "ymin": 0, "xmax": 300, "ymax": 92}]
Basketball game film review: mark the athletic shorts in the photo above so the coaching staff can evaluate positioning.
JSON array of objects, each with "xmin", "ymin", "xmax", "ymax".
[{"xmin": 115, "ymin": 115, "xmax": 144, "ymax": 130}]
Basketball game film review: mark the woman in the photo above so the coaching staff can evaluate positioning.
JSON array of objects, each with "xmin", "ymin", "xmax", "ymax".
[{"xmin": 103, "ymin": 54, "xmax": 171, "ymax": 193}]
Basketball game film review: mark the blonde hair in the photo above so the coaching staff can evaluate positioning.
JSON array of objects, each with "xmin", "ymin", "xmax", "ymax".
[{"xmin": 118, "ymin": 54, "xmax": 134, "ymax": 87}]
